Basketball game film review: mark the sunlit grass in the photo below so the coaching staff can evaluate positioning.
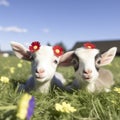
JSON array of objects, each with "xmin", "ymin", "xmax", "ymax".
[{"xmin": 0, "ymin": 55, "xmax": 120, "ymax": 120}]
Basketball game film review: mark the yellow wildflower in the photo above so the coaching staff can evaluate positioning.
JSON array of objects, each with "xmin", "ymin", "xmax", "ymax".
[
  {"xmin": 111, "ymin": 100, "xmax": 116, "ymax": 104},
  {"xmin": 55, "ymin": 103, "xmax": 63, "ymax": 112},
  {"xmin": 113, "ymin": 87, "xmax": 120, "ymax": 93},
  {"xmin": 0, "ymin": 76, "xmax": 9, "ymax": 83},
  {"xmin": 17, "ymin": 93, "xmax": 31, "ymax": 119},
  {"xmin": 17, "ymin": 63, "xmax": 22, "ymax": 68},
  {"xmin": 10, "ymin": 67, "xmax": 15, "ymax": 74},
  {"xmin": 55, "ymin": 102, "xmax": 76, "ymax": 113}
]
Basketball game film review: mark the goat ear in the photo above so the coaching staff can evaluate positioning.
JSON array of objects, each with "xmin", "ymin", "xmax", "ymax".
[
  {"xmin": 59, "ymin": 51, "xmax": 74, "ymax": 66},
  {"xmin": 10, "ymin": 41, "xmax": 32, "ymax": 61},
  {"xmin": 99, "ymin": 47, "xmax": 117, "ymax": 66}
]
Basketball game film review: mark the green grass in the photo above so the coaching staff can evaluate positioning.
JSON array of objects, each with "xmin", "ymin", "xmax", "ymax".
[{"xmin": 0, "ymin": 55, "xmax": 120, "ymax": 120}]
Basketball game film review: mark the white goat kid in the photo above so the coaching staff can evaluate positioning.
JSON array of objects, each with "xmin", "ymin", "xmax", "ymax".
[
  {"xmin": 11, "ymin": 41, "xmax": 70, "ymax": 93},
  {"xmin": 66, "ymin": 43, "xmax": 117, "ymax": 93}
]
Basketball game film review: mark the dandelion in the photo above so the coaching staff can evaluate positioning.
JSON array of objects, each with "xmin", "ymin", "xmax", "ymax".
[
  {"xmin": 10, "ymin": 67, "xmax": 15, "ymax": 74},
  {"xmin": 16, "ymin": 93, "xmax": 35, "ymax": 120},
  {"xmin": 113, "ymin": 87, "xmax": 120, "ymax": 93},
  {"xmin": 17, "ymin": 63, "xmax": 22, "ymax": 68},
  {"xmin": 0, "ymin": 76, "xmax": 9, "ymax": 83},
  {"xmin": 55, "ymin": 102, "xmax": 76, "ymax": 113}
]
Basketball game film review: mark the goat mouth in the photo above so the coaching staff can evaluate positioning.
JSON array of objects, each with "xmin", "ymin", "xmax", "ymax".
[
  {"xmin": 82, "ymin": 76, "xmax": 91, "ymax": 80},
  {"xmin": 36, "ymin": 76, "xmax": 45, "ymax": 79}
]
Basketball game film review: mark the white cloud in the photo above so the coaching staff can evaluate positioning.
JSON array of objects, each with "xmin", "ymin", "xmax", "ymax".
[
  {"xmin": 0, "ymin": 0, "xmax": 9, "ymax": 7},
  {"xmin": 41, "ymin": 28, "xmax": 50, "ymax": 33},
  {"xmin": 0, "ymin": 26, "xmax": 28, "ymax": 33}
]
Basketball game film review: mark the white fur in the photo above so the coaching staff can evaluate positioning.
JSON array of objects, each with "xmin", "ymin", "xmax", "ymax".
[
  {"xmin": 11, "ymin": 41, "xmax": 67, "ymax": 93},
  {"xmin": 75, "ymin": 48, "xmax": 100, "ymax": 84},
  {"xmin": 31, "ymin": 46, "xmax": 59, "ymax": 83},
  {"xmin": 70, "ymin": 47, "xmax": 117, "ymax": 93}
]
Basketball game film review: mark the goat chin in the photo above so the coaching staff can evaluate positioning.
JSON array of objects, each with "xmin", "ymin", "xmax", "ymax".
[
  {"xmin": 18, "ymin": 72, "xmax": 67, "ymax": 93},
  {"xmin": 68, "ymin": 68, "xmax": 114, "ymax": 93},
  {"xmin": 85, "ymin": 68, "xmax": 114, "ymax": 93}
]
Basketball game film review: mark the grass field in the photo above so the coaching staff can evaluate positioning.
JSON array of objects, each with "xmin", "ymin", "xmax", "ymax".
[{"xmin": 0, "ymin": 55, "xmax": 120, "ymax": 120}]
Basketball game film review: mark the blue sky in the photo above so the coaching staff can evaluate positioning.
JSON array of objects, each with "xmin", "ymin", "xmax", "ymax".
[{"xmin": 0, "ymin": 0, "xmax": 120, "ymax": 51}]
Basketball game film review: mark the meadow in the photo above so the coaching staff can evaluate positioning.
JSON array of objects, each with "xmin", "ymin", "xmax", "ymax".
[{"xmin": 0, "ymin": 55, "xmax": 120, "ymax": 120}]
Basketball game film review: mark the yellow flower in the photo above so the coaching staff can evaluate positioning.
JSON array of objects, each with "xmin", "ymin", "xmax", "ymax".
[
  {"xmin": 55, "ymin": 102, "xmax": 76, "ymax": 113},
  {"xmin": 111, "ymin": 100, "xmax": 116, "ymax": 104},
  {"xmin": 0, "ymin": 76, "xmax": 9, "ymax": 83},
  {"xmin": 10, "ymin": 67, "xmax": 15, "ymax": 74},
  {"xmin": 16, "ymin": 93, "xmax": 32, "ymax": 120},
  {"xmin": 17, "ymin": 63, "xmax": 22, "ymax": 68},
  {"xmin": 17, "ymin": 108, "xmax": 28, "ymax": 120},
  {"xmin": 113, "ymin": 87, "xmax": 120, "ymax": 93},
  {"xmin": 55, "ymin": 103, "xmax": 63, "ymax": 112}
]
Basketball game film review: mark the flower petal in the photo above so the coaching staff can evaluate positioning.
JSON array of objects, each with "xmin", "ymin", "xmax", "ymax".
[
  {"xmin": 53, "ymin": 45, "xmax": 63, "ymax": 57},
  {"xmin": 29, "ymin": 41, "xmax": 40, "ymax": 53},
  {"xmin": 84, "ymin": 42, "xmax": 96, "ymax": 49}
]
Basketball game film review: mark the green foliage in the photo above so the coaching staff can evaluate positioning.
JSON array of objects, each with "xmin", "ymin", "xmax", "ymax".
[{"xmin": 0, "ymin": 56, "xmax": 120, "ymax": 120}]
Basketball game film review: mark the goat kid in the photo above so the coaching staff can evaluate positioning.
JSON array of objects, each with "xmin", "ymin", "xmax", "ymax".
[
  {"xmin": 11, "ymin": 41, "xmax": 73, "ymax": 93},
  {"xmin": 65, "ymin": 43, "xmax": 117, "ymax": 93}
]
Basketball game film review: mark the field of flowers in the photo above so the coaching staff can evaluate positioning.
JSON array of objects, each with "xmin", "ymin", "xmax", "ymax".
[{"xmin": 0, "ymin": 55, "xmax": 120, "ymax": 120}]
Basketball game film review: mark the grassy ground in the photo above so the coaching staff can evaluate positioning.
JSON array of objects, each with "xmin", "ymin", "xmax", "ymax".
[{"xmin": 0, "ymin": 55, "xmax": 120, "ymax": 120}]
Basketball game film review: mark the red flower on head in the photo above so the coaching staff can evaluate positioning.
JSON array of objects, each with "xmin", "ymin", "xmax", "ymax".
[
  {"xmin": 53, "ymin": 45, "xmax": 64, "ymax": 57},
  {"xmin": 29, "ymin": 41, "xmax": 40, "ymax": 53},
  {"xmin": 83, "ymin": 42, "xmax": 96, "ymax": 49}
]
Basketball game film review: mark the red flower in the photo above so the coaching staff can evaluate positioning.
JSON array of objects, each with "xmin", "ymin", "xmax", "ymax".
[
  {"xmin": 83, "ymin": 42, "xmax": 96, "ymax": 49},
  {"xmin": 29, "ymin": 41, "xmax": 40, "ymax": 53},
  {"xmin": 53, "ymin": 45, "xmax": 63, "ymax": 57}
]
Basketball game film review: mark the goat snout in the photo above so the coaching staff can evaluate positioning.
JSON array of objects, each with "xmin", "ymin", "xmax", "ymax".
[
  {"xmin": 83, "ymin": 69, "xmax": 92, "ymax": 74},
  {"xmin": 36, "ymin": 68, "xmax": 45, "ymax": 74},
  {"xmin": 82, "ymin": 69, "xmax": 92, "ymax": 80}
]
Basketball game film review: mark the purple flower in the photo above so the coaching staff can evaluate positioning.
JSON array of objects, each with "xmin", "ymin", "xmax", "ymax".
[
  {"xmin": 27, "ymin": 96, "xmax": 35, "ymax": 120},
  {"xmin": 16, "ymin": 93, "xmax": 35, "ymax": 120}
]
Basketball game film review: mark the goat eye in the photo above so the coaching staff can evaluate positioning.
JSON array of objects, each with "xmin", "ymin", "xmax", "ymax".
[
  {"xmin": 96, "ymin": 58, "xmax": 101, "ymax": 65},
  {"xmin": 54, "ymin": 60, "xmax": 58, "ymax": 64}
]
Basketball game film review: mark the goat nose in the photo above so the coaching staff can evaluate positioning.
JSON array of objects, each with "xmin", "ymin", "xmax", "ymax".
[
  {"xmin": 83, "ymin": 69, "xmax": 92, "ymax": 74},
  {"xmin": 39, "ymin": 69, "xmax": 45, "ymax": 73},
  {"xmin": 36, "ymin": 68, "xmax": 45, "ymax": 74}
]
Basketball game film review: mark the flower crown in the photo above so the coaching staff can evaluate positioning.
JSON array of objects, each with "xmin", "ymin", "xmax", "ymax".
[
  {"xmin": 29, "ymin": 41, "xmax": 40, "ymax": 53},
  {"xmin": 29, "ymin": 41, "xmax": 63, "ymax": 57},
  {"xmin": 53, "ymin": 45, "xmax": 63, "ymax": 57},
  {"xmin": 83, "ymin": 42, "xmax": 96, "ymax": 49}
]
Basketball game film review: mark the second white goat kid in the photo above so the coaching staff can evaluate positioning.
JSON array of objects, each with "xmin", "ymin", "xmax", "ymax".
[
  {"xmin": 66, "ymin": 42, "xmax": 117, "ymax": 93},
  {"xmin": 11, "ymin": 41, "xmax": 71, "ymax": 93}
]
